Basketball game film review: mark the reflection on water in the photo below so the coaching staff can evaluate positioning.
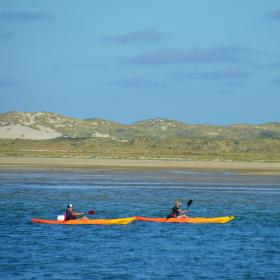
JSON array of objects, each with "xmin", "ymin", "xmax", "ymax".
[{"xmin": 1, "ymin": 169, "xmax": 280, "ymax": 279}]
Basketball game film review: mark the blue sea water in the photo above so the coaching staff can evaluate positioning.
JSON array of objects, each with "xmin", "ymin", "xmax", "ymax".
[{"xmin": 0, "ymin": 169, "xmax": 280, "ymax": 280}]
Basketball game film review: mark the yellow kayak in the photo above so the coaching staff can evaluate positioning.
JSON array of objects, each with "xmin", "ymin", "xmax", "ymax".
[
  {"xmin": 135, "ymin": 216, "xmax": 234, "ymax": 224},
  {"xmin": 32, "ymin": 217, "xmax": 135, "ymax": 225}
]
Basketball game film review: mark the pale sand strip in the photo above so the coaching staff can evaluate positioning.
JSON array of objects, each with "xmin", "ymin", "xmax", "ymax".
[{"xmin": 0, "ymin": 157, "xmax": 280, "ymax": 174}]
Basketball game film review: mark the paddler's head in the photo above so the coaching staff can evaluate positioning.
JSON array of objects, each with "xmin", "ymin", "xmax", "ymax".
[
  {"xmin": 67, "ymin": 204, "xmax": 73, "ymax": 209},
  {"xmin": 175, "ymin": 200, "xmax": 182, "ymax": 208}
]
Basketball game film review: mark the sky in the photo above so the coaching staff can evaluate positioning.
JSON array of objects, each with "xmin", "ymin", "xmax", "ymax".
[{"xmin": 0, "ymin": 1, "xmax": 280, "ymax": 125}]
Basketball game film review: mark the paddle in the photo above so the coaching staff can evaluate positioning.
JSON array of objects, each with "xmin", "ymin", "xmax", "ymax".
[
  {"xmin": 180, "ymin": 200, "xmax": 193, "ymax": 215},
  {"xmin": 57, "ymin": 209, "xmax": 96, "ymax": 221},
  {"xmin": 76, "ymin": 210, "xmax": 96, "ymax": 216},
  {"xmin": 186, "ymin": 199, "xmax": 193, "ymax": 210}
]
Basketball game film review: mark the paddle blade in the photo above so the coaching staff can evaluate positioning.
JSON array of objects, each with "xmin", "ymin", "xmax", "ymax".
[
  {"xmin": 187, "ymin": 200, "xmax": 193, "ymax": 209},
  {"xmin": 88, "ymin": 210, "xmax": 96, "ymax": 215}
]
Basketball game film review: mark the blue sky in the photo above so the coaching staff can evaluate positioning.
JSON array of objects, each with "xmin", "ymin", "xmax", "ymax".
[{"xmin": 0, "ymin": 1, "xmax": 279, "ymax": 124}]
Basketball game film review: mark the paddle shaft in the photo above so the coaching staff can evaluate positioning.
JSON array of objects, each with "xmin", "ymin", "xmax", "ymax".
[{"xmin": 73, "ymin": 210, "xmax": 95, "ymax": 216}]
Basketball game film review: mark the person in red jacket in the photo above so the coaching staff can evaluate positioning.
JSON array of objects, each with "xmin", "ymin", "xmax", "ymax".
[{"xmin": 64, "ymin": 204, "xmax": 85, "ymax": 221}]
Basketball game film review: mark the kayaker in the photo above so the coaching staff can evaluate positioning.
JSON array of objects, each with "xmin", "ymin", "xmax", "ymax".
[
  {"xmin": 167, "ymin": 199, "xmax": 187, "ymax": 218},
  {"xmin": 64, "ymin": 204, "xmax": 85, "ymax": 221}
]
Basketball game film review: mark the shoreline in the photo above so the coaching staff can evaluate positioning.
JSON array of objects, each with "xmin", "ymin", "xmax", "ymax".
[{"xmin": 1, "ymin": 157, "xmax": 280, "ymax": 175}]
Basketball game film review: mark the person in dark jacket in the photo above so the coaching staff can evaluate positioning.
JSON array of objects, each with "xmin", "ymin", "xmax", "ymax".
[{"xmin": 167, "ymin": 200, "xmax": 187, "ymax": 218}]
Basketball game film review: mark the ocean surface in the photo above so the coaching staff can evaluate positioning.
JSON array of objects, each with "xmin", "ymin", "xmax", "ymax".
[{"xmin": 1, "ymin": 169, "xmax": 280, "ymax": 280}]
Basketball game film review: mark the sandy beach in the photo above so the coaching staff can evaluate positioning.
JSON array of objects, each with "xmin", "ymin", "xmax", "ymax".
[{"xmin": 0, "ymin": 157, "xmax": 280, "ymax": 174}]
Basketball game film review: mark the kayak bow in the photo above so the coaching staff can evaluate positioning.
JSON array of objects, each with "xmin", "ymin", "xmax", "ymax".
[
  {"xmin": 32, "ymin": 217, "xmax": 135, "ymax": 225},
  {"xmin": 135, "ymin": 216, "xmax": 234, "ymax": 224}
]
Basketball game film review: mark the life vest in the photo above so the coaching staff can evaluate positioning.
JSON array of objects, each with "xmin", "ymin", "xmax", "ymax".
[
  {"xmin": 167, "ymin": 206, "xmax": 180, "ymax": 218},
  {"xmin": 64, "ymin": 210, "xmax": 76, "ymax": 221}
]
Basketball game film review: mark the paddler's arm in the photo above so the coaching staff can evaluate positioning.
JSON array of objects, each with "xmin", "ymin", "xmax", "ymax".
[{"xmin": 73, "ymin": 212, "xmax": 85, "ymax": 216}]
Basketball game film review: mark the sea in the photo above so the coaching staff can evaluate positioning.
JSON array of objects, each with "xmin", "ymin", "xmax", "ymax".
[{"xmin": 0, "ymin": 168, "xmax": 280, "ymax": 279}]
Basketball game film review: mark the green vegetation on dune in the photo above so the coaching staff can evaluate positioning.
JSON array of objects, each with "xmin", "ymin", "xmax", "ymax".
[
  {"xmin": 0, "ymin": 137, "xmax": 280, "ymax": 161},
  {"xmin": 0, "ymin": 111, "xmax": 280, "ymax": 161},
  {"xmin": 1, "ymin": 111, "xmax": 280, "ymax": 141}
]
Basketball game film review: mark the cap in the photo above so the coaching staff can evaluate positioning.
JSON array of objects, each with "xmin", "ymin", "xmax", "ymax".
[{"xmin": 67, "ymin": 204, "xmax": 73, "ymax": 208}]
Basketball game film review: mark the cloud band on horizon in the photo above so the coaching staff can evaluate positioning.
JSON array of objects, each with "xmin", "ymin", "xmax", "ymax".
[
  {"xmin": 0, "ymin": 11, "xmax": 53, "ymax": 22},
  {"xmin": 123, "ymin": 45, "xmax": 254, "ymax": 65},
  {"xmin": 103, "ymin": 28, "xmax": 167, "ymax": 44}
]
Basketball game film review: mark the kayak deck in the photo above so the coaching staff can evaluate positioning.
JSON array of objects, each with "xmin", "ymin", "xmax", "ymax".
[
  {"xmin": 32, "ymin": 217, "xmax": 135, "ymax": 225},
  {"xmin": 135, "ymin": 216, "xmax": 234, "ymax": 224}
]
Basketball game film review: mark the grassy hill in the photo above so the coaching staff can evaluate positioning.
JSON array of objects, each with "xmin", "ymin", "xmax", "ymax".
[{"xmin": 0, "ymin": 111, "xmax": 280, "ymax": 161}]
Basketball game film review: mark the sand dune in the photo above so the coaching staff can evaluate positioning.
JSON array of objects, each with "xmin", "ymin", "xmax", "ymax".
[{"xmin": 0, "ymin": 124, "xmax": 62, "ymax": 140}]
